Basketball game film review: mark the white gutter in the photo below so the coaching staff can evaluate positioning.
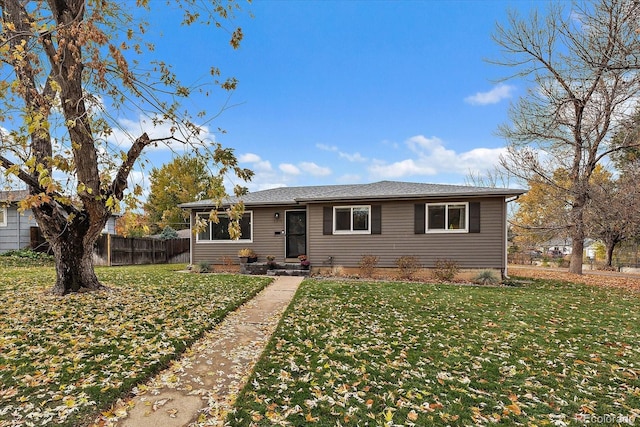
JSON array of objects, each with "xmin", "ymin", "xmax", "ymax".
[{"xmin": 189, "ymin": 210, "xmax": 193, "ymax": 266}]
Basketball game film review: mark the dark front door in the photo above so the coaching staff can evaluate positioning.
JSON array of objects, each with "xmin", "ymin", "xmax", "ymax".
[{"xmin": 286, "ymin": 211, "xmax": 307, "ymax": 259}]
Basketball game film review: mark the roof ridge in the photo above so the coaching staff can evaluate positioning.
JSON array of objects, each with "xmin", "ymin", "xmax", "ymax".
[
  {"xmin": 179, "ymin": 180, "xmax": 526, "ymax": 209},
  {"xmin": 0, "ymin": 189, "xmax": 29, "ymax": 202}
]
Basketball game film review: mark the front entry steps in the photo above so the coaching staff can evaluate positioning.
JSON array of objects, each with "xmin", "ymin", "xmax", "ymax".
[{"xmin": 240, "ymin": 262, "xmax": 310, "ymax": 277}]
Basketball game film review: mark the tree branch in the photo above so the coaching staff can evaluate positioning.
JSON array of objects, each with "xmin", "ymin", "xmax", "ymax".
[
  {"xmin": 109, "ymin": 132, "xmax": 151, "ymax": 200},
  {"xmin": 0, "ymin": 154, "xmax": 79, "ymax": 215}
]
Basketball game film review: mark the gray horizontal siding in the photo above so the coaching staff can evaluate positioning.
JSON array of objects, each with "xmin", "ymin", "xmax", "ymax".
[
  {"xmin": 190, "ymin": 197, "xmax": 508, "ymax": 269},
  {"xmin": 191, "ymin": 207, "xmax": 298, "ymax": 264},
  {"xmin": 308, "ymin": 198, "xmax": 506, "ymax": 269},
  {"xmin": 0, "ymin": 207, "xmax": 39, "ymax": 253}
]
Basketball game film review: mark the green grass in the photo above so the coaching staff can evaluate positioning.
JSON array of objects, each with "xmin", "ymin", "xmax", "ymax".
[
  {"xmin": 0, "ymin": 263, "xmax": 271, "ymax": 427},
  {"xmin": 229, "ymin": 279, "xmax": 640, "ymax": 426}
]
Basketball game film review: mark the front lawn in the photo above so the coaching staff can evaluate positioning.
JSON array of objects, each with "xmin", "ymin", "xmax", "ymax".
[
  {"xmin": 229, "ymin": 279, "xmax": 640, "ymax": 426},
  {"xmin": 0, "ymin": 264, "xmax": 270, "ymax": 427}
]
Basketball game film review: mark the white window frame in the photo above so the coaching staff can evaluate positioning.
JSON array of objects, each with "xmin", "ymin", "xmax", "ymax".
[
  {"xmin": 195, "ymin": 211, "xmax": 253, "ymax": 243},
  {"xmin": 0, "ymin": 206, "xmax": 7, "ymax": 227},
  {"xmin": 425, "ymin": 202, "xmax": 469, "ymax": 233},
  {"xmin": 333, "ymin": 205, "xmax": 371, "ymax": 234}
]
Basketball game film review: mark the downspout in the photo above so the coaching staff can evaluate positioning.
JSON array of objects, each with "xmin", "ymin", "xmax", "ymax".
[
  {"xmin": 189, "ymin": 210, "xmax": 193, "ymax": 266},
  {"xmin": 503, "ymin": 195, "xmax": 521, "ymax": 279},
  {"xmin": 16, "ymin": 205, "xmax": 20, "ymax": 250}
]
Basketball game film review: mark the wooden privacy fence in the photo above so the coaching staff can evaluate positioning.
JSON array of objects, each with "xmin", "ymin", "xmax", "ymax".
[
  {"xmin": 30, "ymin": 227, "xmax": 190, "ymax": 266},
  {"xmin": 94, "ymin": 234, "xmax": 190, "ymax": 266}
]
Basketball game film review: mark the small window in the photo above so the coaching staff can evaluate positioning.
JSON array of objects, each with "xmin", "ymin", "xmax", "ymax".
[
  {"xmin": 196, "ymin": 211, "xmax": 252, "ymax": 242},
  {"xmin": 426, "ymin": 203, "xmax": 468, "ymax": 232},
  {"xmin": 0, "ymin": 206, "xmax": 6, "ymax": 227},
  {"xmin": 333, "ymin": 206, "xmax": 370, "ymax": 234}
]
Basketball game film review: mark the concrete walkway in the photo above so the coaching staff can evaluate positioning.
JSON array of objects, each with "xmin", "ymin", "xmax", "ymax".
[{"xmin": 97, "ymin": 276, "xmax": 303, "ymax": 427}]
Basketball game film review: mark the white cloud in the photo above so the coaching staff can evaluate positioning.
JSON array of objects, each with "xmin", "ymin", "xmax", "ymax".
[
  {"xmin": 407, "ymin": 135, "xmax": 444, "ymax": 152},
  {"xmin": 317, "ymin": 142, "xmax": 367, "ymax": 163},
  {"xmin": 338, "ymin": 151, "xmax": 367, "ymax": 162},
  {"xmin": 368, "ymin": 134, "xmax": 506, "ymax": 179},
  {"xmin": 251, "ymin": 182, "xmax": 287, "ymax": 191},
  {"xmin": 370, "ymin": 159, "xmax": 437, "ymax": 178},
  {"xmin": 299, "ymin": 162, "xmax": 332, "ymax": 176},
  {"xmin": 458, "ymin": 147, "xmax": 506, "ymax": 167},
  {"xmin": 464, "ymin": 83, "xmax": 515, "ymax": 106},
  {"xmin": 239, "ymin": 153, "xmax": 261, "ymax": 163},
  {"xmin": 232, "ymin": 156, "xmax": 300, "ymax": 192},
  {"xmin": 316, "ymin": 143, "xmax": 338, "ymax": 152},
  {"xmin": 239, "ymin": 153, "xmax": 273, "ymax": 173},
  {"xmin": 336, "ymin": 173, "xmax": 362, "ymax": 184},
  {"xmin": 279, "ymin": 163, "xmax": 301, "ymax": 175}
]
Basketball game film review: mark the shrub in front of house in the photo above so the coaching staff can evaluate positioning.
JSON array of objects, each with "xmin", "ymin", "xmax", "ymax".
[
  {"xmin": 358, "ymin": 254, "xmax": 379, "ymax": 278},
  {"xmin": 473, "ymin": 269, "xmax": 500, "ymax": 286},
  {"xmin": 433, "ymin": 258, "xmax": 460, "ymax": 282},
  {"xmin": 395, "ymin": 255, "xmax": 421, "ymax": 280},
  {"xmin": 193, "ymin": 261, "xmax": 210, "ymax": 273}
]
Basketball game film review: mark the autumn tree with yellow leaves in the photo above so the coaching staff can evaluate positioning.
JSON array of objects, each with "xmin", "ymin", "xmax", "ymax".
[
  {"xmin": 145, "ymin": 154, "xmax": 221, "ymax": 233},
  {"xmin": 0, "ymin": 0, "xmax": 252, "ymax": 294}
]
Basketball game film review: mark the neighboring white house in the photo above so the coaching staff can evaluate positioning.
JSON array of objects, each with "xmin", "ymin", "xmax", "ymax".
[
  {"xmin": 538, "ymin": 237, "xmax": 599, "ymax": 259},
  {"xmin": 1, "ymin": 190, "xmax": 38, "ymax": 253},
  {"xmin": 584, "ymin": 239, "xmax": 599, "ymax": 259},
  {"xmin": 1, "ymin": 189, "xmax": 117, "ymax": 253},
  {"xmin": 538, "ymin": 238, "xmax": 573, "ymax": 257}
]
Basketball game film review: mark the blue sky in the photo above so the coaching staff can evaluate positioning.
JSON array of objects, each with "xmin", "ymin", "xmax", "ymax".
[{"xmin": 139, "ymin": 0, "xmax": 545, "ymax": 192}]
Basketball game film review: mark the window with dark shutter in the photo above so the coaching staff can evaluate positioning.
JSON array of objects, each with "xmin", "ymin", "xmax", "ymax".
[
  {"xmin": 414, "ymin": 204, "xmax": 425, "ymax": 234},
  {"xmin": 323, "ymin": 206, "xmax": 333, "ymax": 235},
  {"xmin": 469, "ymin": 202, "xmax": 481, "ymax": 233},
  {"xmin": 371, "ymin": 205, "xmax": 381, "ymax": 234}
]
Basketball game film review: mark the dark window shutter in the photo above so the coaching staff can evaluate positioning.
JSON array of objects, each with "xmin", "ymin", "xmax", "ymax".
[
  {"xmin": 414, "ymin": 204, "xmax": 425, "ymax": 234},
  {"xmin": 469, "ymin": 202, "xmax": 480, "ymax": 233},
  {"xmin": 371, "ymin": 205, "xmax": 381, "ymax": 234},
  {"xmin": 323, "ymin": 206, "xmax": 333, "ymax": 235}
]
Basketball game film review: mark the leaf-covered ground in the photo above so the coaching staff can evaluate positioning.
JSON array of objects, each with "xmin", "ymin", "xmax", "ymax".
[
  {"xmin": 510, "ymin": 265, "xmax": 640, "ymax": 292},
  {"xmin": 0, "ymin": 264, "xmax": 270, "ymax": 427},
  {"xmin": 229, "ymin": 279, "xmax": 640, "ymax": 426}
]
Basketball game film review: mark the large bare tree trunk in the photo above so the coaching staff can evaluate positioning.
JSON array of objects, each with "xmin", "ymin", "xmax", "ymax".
[
  {"xmin": 50, "ymin": 233, "xmax": 103, "ymax": 295},
  {"xmin": 604, "ymin": 238, "xmax": 620, "ymax": 268},
  {"xmin": 605, "ymin": 244, "xmax": 615, "ymax": 268},
  {"xmin": 569, "ymin": 237, "xmax": 585, "ymax": 274},
  {"xmin": 569, "ymin": 201, "xmax": 585, "ymax": 274},
  {"xmin": 32, "ymin": 200, "xmax": 107, "ymax": 295}
]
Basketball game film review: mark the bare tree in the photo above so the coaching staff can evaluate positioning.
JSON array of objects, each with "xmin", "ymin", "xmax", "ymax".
[
  {"xmin": 464, "ymin": 166, "xmax": 520, "ymax": 189},
  {"xmin": 493, "ymin": 0, "xmax": 640, "ymax": 274},
  {"xmin": 0, "ymin": 1, "xmax": 252, "ymax": 294},
  {"xmin": 586, "ymin": 170, "xmax": 640, "ymax": 267}
]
